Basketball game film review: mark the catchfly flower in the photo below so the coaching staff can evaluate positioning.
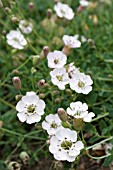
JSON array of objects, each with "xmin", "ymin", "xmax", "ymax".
[
  {"xmin": 19, "ymin": 20, "xmax": 33, "ymax": 34},
  {"xmin": 67, "ymin": 62, "xmax": 80, "ymax": 79},
  {"xmin": 42, "ymin": 114, "xmax": 63, "ymax": 135},
  {"xmin": 6, "ymin": 30, "xmax": 27, "ymax": 49},
  {"xmin": 16, "ymin": 91, "xmax": 45, "ymax": 124},
  {"xmin": 69, "ymin": 73, "xmax": 93, "ymax": 94},
  {"xmin": 54, "ymin": 2, "xmax": 74, "ymax": 20},
  {"xmin": 47, "ymin": 50, "xmax": 67, "ymax": 68},
  {"xmin": 67, "ymin": 101, "xmax": 95, "ymax": 122},
  {"xmin": 62, "ymin": 35, "xmax": 81, "ymax": 49},
  {"xmin": 50, "ymin": 67, "xmax": 69, "ymax": 90},
  {"xmin": 80, "ymin": 0, "xmax": 89, "ymax": 7},
  {"xmin": 49, "ymin": 128, "xmax": 84, "ymax": 162}
]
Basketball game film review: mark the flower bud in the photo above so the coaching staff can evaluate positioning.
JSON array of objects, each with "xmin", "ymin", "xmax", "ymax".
[
  {"xmin": 2, "ymin": 30, "xmax": 7, "ymax": 36},
  {"xmin": 54, "ymin": 0, "xmax": 60, "ymax": 4},
  {"xmin": 53, "ymin": 90, "xmax": 59, "ymax": 95},
  {"xmin": 54, "ymin": 98, "xmax": 62, "ymax": 104},
  {"xmin": 11, "ymin": 16, "xmax": 19, "ymax": 23},
  {"xmin": 31, "ymin": 67, "xmax": 37, "ymax": 74},
  {"xmin": 32, "ymin": 55, "xmax": 40, "ymax": 65},
  {"xmin": 44, "ymin": 83, "xmax": 50, "ymax": 88},
  {"xmin": 15, "ymin": 94, "xmax": 23, "ymax": 101},
  {"xmin": 4, "ymin": 7, "xmax": 11, "ymax": 14},
  {"xmin": 12, "ymin": 69, "xmax": 19, "ymax": 75},
  {"xmin": 47, "ymin": 9, "xmax": 52, "ymax": 19},
  {"xmin": 38, "ymin": 79, "xmax": 45, "ymax": 88},
  {"xmin": 54, "ymin": 161, "xmax": 64, "ymax": 170},
  {"xmin": 12, "ymin": 77, "xmax": 21, "ymax": 90},
  {"xmin": 40, "ymin": 46, "xmax": 50, "ymax": 59},
  {"xmin": 66, "ymin": 89, "xmax": 72, "ymax": 95},
  {"xmin": 0, "ymin": 0, "xmax": 3, "ymax": 8},
  {"xmin": 77, "ymin": 6, "xmax": 84, "ymax": 13},
  {"xmin": 73, "ymin": 118, "xmax": 84, "ymax": 131},
  {"xmin": 62, "ymin": 46, "xmax": 71, "ymax": 56},
  {"xmin": 57, "ymin": 108, "xmax": 67, "ymax": 122},
  {"xmin": 28, "ymin": 2, "xmax": 34, "ymax": 11},
  {"xmin": 39, "ymin": 93, "xmax": 45, "ymax": 99},
  {"xmin": 0, "ymin": 120, "xmax": 3, "ymax": 127},
  {"xmin": 8, "ymin": 161, "xmax": 21, "ymax": 170},
  {"xmin": 88, "ymin": 39, "xmax": 95, "ymax": 46},
  {"xmin": 20, "ymin": 151, "xmax": 30, "ymax": 165}
]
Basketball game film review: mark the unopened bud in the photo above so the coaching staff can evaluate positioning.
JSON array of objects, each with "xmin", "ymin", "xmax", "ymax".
[
  {"xmin": 44, "ymin": 83, "xmax": 50, "ymax": 88},
  {"xmin": 12, "ymin": 69, "xmax": 19, "ymax": 75},
  {"xmin": 31, "ymin": 67, "xmax": 37, "ymax": 74},
  {"xmin": 15, "ymin": 95, "xmax": 23, "ymax": 101},
  {"xmin": 28, "ymin": 2, "xmax": 34, "ymax": 11},
  {"xmin": 0, "ymin": 120, "xmax": 3, "ymax": 127},
  {"xmin": 32, "ymin": 55, "xmax": 40, "ymax": 65},
  {"xmin": 47, "ymin": 9, "xmax": 52, "ymax": 19},
  {"xmin": 2, "ymin": 30, "xmax": 6, "ymax": 36},
  {"xmin": 5, "ymin": 7, "xmax": 11, "ymax": 14},
  {"xmin": 0, "ymin": 0, "xmax": 3, "ymax": 8},
  {"xmin": 12, "ymin": 77, "xmax": 21, "ymax": 90},
  {"xmin": 62, "ymin": 46, "xmax": 71, "ymax": 56},
  {"xmin": 54, "ymin": 161, "xmax": 64, "ymax": 170},
  {"xmin": 54, "ymin": 98, "xmax": 62, "ymax": 104},
  {"xmin": 20, "ymin": 151, "xmax": 30, "ymax": 165},
  {"xmin": 11, "ymin": 16, "xmax": 19, "ymax": 23},
  {"xmin": 73, "ymin": 118, "xmax": 84, "ymax": 131},
  {"xmin": 53, "ymin": 90, "xmax": 59, "ymax": 95},
  {"xmin": 57, "ymin": 108, "xmax": 67, "ymax": 122},
  {"xmin": 39, "ymin": 93, "xmax": 45, "ymax": 99},
  {"xmin": 8, "ymin": 161, "xmax": 21, "ymax": 170},
  {"xmin": 77, "ymin": 6, "xmax": 84, "ymax": 13},
  {"xmin": 54, "ymin": 0, "xmax": 60, "ymax": 4},
  {"xmin": 41, "ymin": 46, "xmax": 50, "ymax": 57},
  {"xmin": 88, "ymin": 39, "xmax": 95, "ymax": 46},
  {"xmin": 38, "ymin": 79, "xmax": 45, "ymax": 88},
  {"xmin": 66, "ymin": 89, "xmax": 72, "ymax": 95}
]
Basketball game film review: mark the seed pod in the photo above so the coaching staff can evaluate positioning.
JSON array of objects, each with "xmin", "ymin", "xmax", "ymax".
[
  {"xmin": 62, "ymin": 45, "xmax": 71, "ymax": 56},
  {"xmin": 11, "ymin": 16, "xmax": 19, "ymax": 23},
  {"xmin": 47, "ymin": 9, "xmax": 52, "ymax": 19},
  {"xmin": 15, "ymin": 94, "xmax": 23, "ymax": 101},
  {"xmin": 57, "ymin": 108, "xmax": 67, "ymax": 122},
  {"xmin": 20, "ymin": 151, "xmax": 30, "ymax": 165},
  {"xmin": 12, "ymin": 77, "xmax": 21, "ymax": 90},
  {"xmin": 39, "ymin": 93, "xmax": 45, "ymax": 99},
  {"xmin": 73, "ymin": 118, "xmax": 84, "ymax": 131},
  {"xmin": 4, "ymin": 7, "xmax": 11, "ymax": 14}
]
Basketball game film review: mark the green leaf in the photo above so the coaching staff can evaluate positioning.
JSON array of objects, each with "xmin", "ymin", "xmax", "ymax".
[{"xmin": 103, "ymin": 155, "xmax": 113, "ymax": 166}]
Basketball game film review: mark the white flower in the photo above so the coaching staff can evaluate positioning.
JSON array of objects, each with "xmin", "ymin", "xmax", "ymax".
[
  {"xmin": 81, "ymin": 35, "xmax": 87, "ymax": 43},
  {"xmin": 47, "ymin": 50, "xmax": 67, "ymax": 68},
  {"xmin": 42, "ymin": 114, "xmax": 63, "ymax": 135},
  {"xmin": 19, "ymin": 20, "xmax": 33, "ymax": 34},
  {"xmin": 80, "ymin": 0, "xmax": 89, "ymax": 7},
  {"xmin": 16, "ymin": 91, "xmax": 45, "ymax": 124},
  {"xmin": 67, "ymin": 62, "xmax": 80, "ymax": 79},
  {"xmin": 49, "ymin": 128, "xmax": 84, "ymax": 162},
  {"xmin": 62, "ymin": 35, "xmax": 81, "ymax": 48},
  {"xmin": 69, "ymin": 73, "xmax": 93, "ymax": 94},
  {"xmin": 50, "ymin": 67, "xmax": 69, "ymax": 90},
  {"xmin": 54, "ymin": 2, "xmax": 74, "ymax": 20},
  {"xmin": 67, "ymin": 101, "xmax": 95, "ymax": 122},
  {"xmin": 6, "ymin": 30, "xmax": 27, "ymax": 49}
]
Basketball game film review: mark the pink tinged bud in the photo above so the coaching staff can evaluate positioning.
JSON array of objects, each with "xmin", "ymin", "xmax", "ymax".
[
  {"xmin": 54, "ymin": 0, "xmax": 60, "ymax": 4},
  {"xmin": 88, "ymin": 39, "xmax": 95, "ymax": 46},
  {"xmin": 47, "ymin": 9, "xmax": 52, "ymax": 19},
  {"xmin": 39, "ymin": 93, "xmax": 45, "ymax": 99},
  {"xmin": 11, "ymin": 16, "xmax": 19, "ymax": 23},
  {"xmin": 28, "ymin": 2, "xmax": 34, "ymax": 11},
  {"xmin": 77, "ymin": 6, "xmax": 85, "ymax": 13},
  {"xmin": 62, "ymin": 46, "xmax": 71, "ymax": 56},
  {"xmin": 43, "ymin": 46, "xmax": 50, "ymax": 57},
  {"xmin": 38, "ymin": 79, "xmax": 45, "ymax": 88},
  {"xmin": 12, "ymin": 77, "xmax": 21, "ymax": 90},
  {"xmin": 57, "ymin": 108, "xmax": 67, "ymax": 122}
]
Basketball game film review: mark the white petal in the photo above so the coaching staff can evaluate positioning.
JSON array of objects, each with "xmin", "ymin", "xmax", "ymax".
[
  {"xmin": 42, "ymin": 121, "xmax": 50, "ymax": 130},
  {"xmin": 17, "ymin": 112, "xmax": 27, "ymax": 122},
  {"xmin": 16, "ymin": 101, "xmax": 26, "ymax": 112}
]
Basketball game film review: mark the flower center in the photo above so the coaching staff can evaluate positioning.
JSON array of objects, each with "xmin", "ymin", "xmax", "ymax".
[
  {"xmin": 61, "ymin": 140, "xmax": 72, "ymax": 150},
  {"xmin": 75, "ymin": 110, "xmax": 81, "ymax": 116},
  {"xmin": 78, "ymin": 81, "xmax": 85, "ymax": 88},
  {"xmin": 23, "ymin": 21, "xmax": 29, "ymax": 27},
  {"xmin": 56, "ymin": 75, "xmax": 63, "ymax": 81},
  {"xmin": 51, "ymin": 122, "xmax": 58, "ymax": 128},
  {"xmin": 27, "ymin": 104, "xmax": 35, "ymax": 113},
  {"xmin": 13, "ymin": 38, "xmax": 19, "ymax": 43},
  {"xmin": 54, "ymin": 59, "xmax": 59, "ymax": 64}
]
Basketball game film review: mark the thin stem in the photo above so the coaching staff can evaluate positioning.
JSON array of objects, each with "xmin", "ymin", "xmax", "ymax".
[
  {"xmin": 91, "ymin": 112, "xmax": 109, "ymax": 122},
  {"xmin": 0, "ymin": 98, "xmax": 15, "ymax": 109},
  {"xmin": 86, "ymin": 150, "xmax": 111, "ymax": 160},
  {"xmin": 86, "ymin": 136, "xmax": 113, "ymax": 150}
]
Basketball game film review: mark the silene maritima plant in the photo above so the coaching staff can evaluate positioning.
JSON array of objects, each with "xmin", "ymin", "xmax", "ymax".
[{"xmin": 1, "ymin": 0, "xmax": 113, "ymax": 169}]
